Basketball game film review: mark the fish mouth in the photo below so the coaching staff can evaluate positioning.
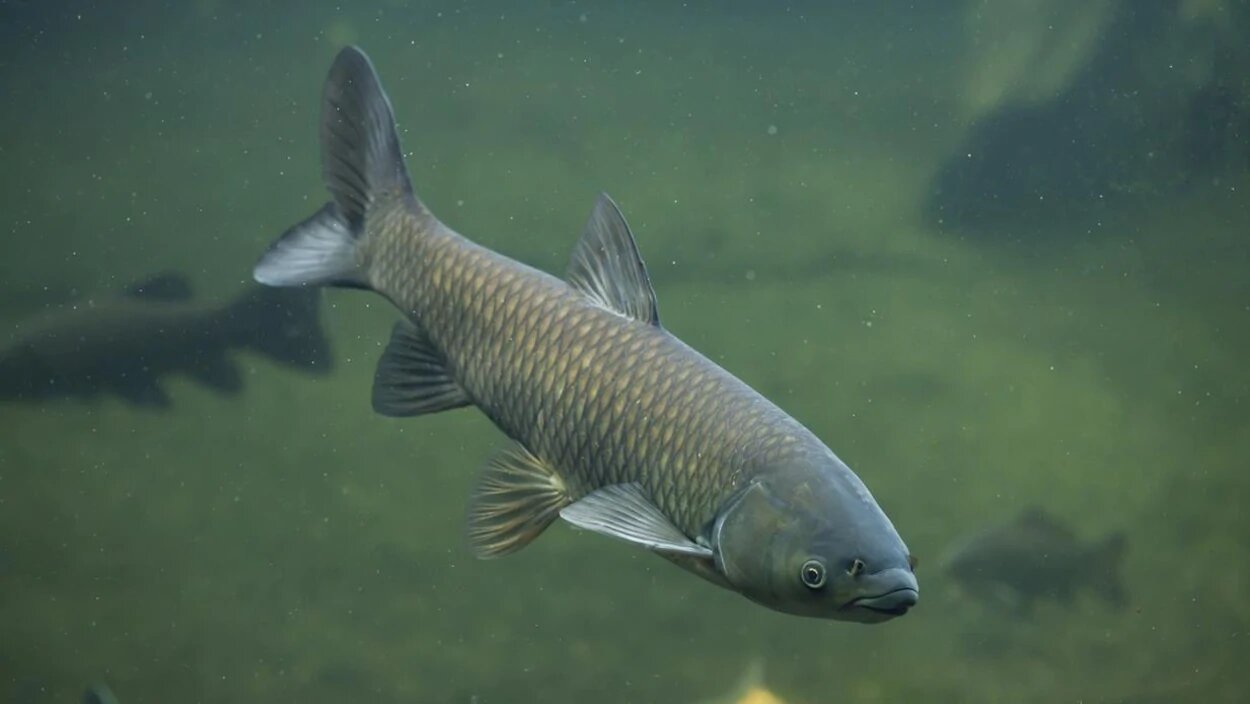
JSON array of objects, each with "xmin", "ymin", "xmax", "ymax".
[{"xmin": 848, "ymin": 587, "xmax": 920, "ymax": 616}]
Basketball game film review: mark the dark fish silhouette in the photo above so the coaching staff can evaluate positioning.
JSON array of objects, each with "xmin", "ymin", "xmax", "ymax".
[
  {"xmin": 0, "ymin": 273, "xmax": 332, "ymax": 408},
  {"xmin": 82, "ymin": 684, "xmax": 119, "ymax": 704},
  {"xmin": 251, "ymin": 47, "xmax": 917, "ymax": 621},
  {"xmin": 941, "ymin": 506, "xmax": 1127, "ymax": 612}
]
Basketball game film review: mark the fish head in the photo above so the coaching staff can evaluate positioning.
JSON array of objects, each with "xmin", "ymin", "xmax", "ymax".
[{"xmin": 710, "ymin": 455, "xmax": 917, "ymax": 622}]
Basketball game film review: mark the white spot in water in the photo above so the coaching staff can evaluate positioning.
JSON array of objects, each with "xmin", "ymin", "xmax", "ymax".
[{"xmin": 766, "ymin": 124, "xmax": 778, "ymax": 136}]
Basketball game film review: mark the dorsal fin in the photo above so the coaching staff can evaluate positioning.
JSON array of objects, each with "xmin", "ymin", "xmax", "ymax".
[
  {"xmin": 124, "ymin": 273, "xmax": 193, "ymax": 301},
  {"xmin": 566, "ymin": 193, "xmax": 660, "ymax": 326}
]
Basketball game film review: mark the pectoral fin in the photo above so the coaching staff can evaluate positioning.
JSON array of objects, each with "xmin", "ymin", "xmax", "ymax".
[
  {"xmin": 560, "ymin": 483, "xmax": 711, "ymax": 557},
  {"xmin": 659, "ymin": 550, "xmax": 731, "ymax": 590}
]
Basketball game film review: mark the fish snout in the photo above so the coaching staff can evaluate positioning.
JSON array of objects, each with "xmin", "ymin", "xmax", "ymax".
[
  {"xmin": 848, "ymin": 567, "xmax": 919, "ymax": 616},
  {"xmin": 853, "ymin": 587, "xmax": 919, "ymax": 615}
]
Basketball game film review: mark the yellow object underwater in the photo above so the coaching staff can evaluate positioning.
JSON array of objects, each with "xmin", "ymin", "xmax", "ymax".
[
  {"xmin": 697, "ymin": 659, "xmax": 788, "ymax": 704},
  {"xmin": 735, "ymin": 685, "xmax": 787, "ymax": 704}
]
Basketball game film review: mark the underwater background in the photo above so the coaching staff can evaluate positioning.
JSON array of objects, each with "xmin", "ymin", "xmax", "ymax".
[{"xmin": 1, "ymin": 1, "xmax": 1247, "ymax": 702}]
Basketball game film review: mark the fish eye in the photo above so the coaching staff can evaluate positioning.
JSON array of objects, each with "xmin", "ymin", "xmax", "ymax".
[
  {"xmin": 800, "ymin": 559, "xmax": 826, "ymax": 589},
  {"xmin": 907, "ymin": 554, "xmax": 919, "ymax": 571},
  {"xmin": 847, "ymin": 558, "xmax": 866, "ymax": 577}
]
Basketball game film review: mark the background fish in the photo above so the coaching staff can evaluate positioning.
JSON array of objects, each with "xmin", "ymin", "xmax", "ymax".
[
  {"xmin": 0, "ymin": 273, "xmax": 333, "ymax": 408},
  {"xmin": 82, "ymin": 684, "xmax": 119, "ymax": 704},
  {"xmin": 252, "ymin": 47, "xmax": 917, "ymax": 622},
  {"xmin": 941, "ymin": 506, "xmax": 1127, "ymax": 612}
]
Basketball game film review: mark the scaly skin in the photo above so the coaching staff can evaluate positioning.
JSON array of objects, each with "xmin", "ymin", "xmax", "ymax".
[
  {"xmin": 363, "ymin": 197, "xmax": 818, "ymax": 537},
  {"xmin": 255, "ymin": 45, "xmax": 918, "ymax": 622}
]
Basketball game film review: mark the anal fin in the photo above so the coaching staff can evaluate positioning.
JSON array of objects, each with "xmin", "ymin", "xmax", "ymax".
[
  {"xmin": 467, "ymin": 444, "xmax": 570, "ymax": 558},
  {"xmin": 372, "ymin": 320, "xmax": 470, "ymax": 417}
]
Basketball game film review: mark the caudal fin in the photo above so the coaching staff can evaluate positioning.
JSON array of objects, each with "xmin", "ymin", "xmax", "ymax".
[
  {"xmin": 226, "ymin": 286, "xmax": 334, "ymax": 374},
  {"xmin": 1092, "ymin": 531, "xmax": 1128, "ymax": 607},
  {"xmin": 253, "ymin": 46, "xmax": 416, "ymax": 289}
]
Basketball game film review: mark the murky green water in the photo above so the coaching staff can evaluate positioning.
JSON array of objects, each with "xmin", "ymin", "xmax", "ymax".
[{"xmin": 2, "ymin": 2, "xmax": 1247, "ymax": 702}]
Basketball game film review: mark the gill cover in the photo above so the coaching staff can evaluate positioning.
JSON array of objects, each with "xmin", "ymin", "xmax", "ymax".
[{"xmin": 712, "ymin": 481, "xmax": 792, "ymax": 587}]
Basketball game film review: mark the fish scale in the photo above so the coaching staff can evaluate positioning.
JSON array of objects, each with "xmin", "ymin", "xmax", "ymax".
[
  {"xmin": 253, "ymin": 46, "xmax": 918, "ymax": 621},
  {"xmin": 365, "ymin": 209, "xmax": 807, "ymax": 535}
]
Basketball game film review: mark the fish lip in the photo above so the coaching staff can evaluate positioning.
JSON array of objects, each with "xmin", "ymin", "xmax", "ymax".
[{"xmin": 847, "ymin": 586, "xmax": 920, "ymax": 615}]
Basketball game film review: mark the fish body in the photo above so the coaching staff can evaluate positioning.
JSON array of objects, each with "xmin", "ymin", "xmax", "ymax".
[
  {"xmin": 254, "ymin": 47, "xmax": 917, "ymax": 621},
  {"xmin": 370, "ymin": 201, "xmax": 810, "ymax": 539},
  {"xmin": 941, "ymin": 506, "xmax": 1127, "ymax": 611},
  {"xmin": 0, "ymin": 275, "xmax": 331, "ymax": 408}
]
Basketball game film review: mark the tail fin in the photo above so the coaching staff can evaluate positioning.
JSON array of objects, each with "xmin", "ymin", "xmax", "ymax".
[
  {"xmin": 253, "ymin": 46, "xmax": 416, "ymax": 289},
  {"xmin": 1092, "ymin": 531, "xmax": 1128, "ymax": 607},
  {"xmin": 226, "ymin": 286, "xmax": 334, "ymax": 374}
]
